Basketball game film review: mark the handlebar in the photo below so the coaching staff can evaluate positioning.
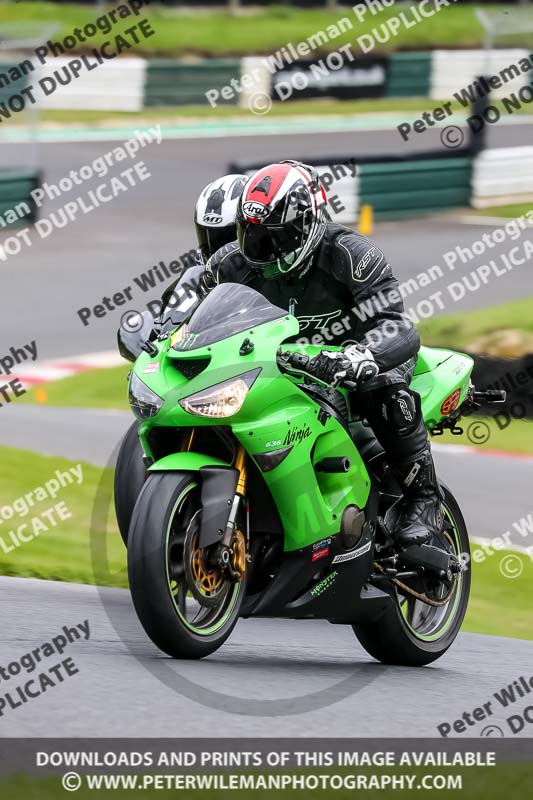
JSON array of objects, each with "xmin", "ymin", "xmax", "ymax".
[{"xmin": 278, "ymin": 350, "xmax": 358, "ymax": 391}]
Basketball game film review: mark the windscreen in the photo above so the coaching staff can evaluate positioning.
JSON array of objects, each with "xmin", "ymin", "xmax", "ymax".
[{"xmin": 171, "ymin": 283, "xmax": 287, "ymax": 351}]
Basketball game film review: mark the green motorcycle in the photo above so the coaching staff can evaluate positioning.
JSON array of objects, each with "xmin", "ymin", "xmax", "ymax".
[{"xmin": 125, "ymin": 282, "xmax": 502, "ymax": 666}]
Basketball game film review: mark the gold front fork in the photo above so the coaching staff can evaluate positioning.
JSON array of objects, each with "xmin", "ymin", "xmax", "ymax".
[
  {"xmin": 182, "ymin": 428, "xmax": 196, "ymax": 452},
  {"xmin": 235, "ymin": 445, "xmax": 248, "ymax": 496}
]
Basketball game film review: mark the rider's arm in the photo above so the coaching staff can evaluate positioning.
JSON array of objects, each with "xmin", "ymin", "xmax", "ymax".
[
  {"xmin": 331, "ymin": 234, "xmax": 420, "ymax": 372},
  {"xmin": 197, "ymin": 240, "xmax": 248, "ymax": 296}
]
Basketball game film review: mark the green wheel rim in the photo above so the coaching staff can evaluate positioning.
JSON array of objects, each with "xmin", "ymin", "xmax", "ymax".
[
  {"xmin": 398, "ymin": 503, "xmax": 466, "ymax": 642},
  {"xmin": 165, "ymin": 483, "xmax": 241, "ymax": 637}
]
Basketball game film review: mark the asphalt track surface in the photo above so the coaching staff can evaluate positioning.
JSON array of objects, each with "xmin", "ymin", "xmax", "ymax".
[
  {"xmin": 0, "ymin": 574, "xmax": 531, "ymax": 737},
  {"xmin": 1, "ymin": 125, "xmax": 532, "ymax": 360}
]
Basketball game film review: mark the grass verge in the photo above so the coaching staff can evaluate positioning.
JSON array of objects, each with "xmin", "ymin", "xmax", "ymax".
[
  {"xmin": 0, "ymin": 445, "xmax": 126, "ymax": 586},
  {"xmin": 432, "ymin": 417, "xmax": 533, "ymax": 457},
  {"xmin": 463, "ymin": 541, "xmax": 533, "ymax": 642},
  {"xmin": 466, "ymin": 203, "xmax": 533, "ymax": 219},
  {"xmin": 1, "ymin": 764, "xmax": 533, "ymax": 799},
  {"xmin": 0, "ymin": 3, "xmax": 522, "ymax": 55},
  {"xmin": 20, "ymin": 364, "xmax": 131, "ymax": 409},
  {"xmin": 8, "ymin": 97, "xmax": 533, "ymax": 129},
  {"xmin": 0, "ymin": 445, "xmax": 531, "ymax": 641},
  {"xmin": 417, "ymin": 298, "xmax": 533, "ymax": 351}
]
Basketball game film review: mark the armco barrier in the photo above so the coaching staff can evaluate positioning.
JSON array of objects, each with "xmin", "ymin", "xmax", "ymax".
[
  {"xmin": 358, "ymin": 158, "xmax": 472, "ymax": 219},
  {"xmin": 230, "ymin": 151, "xmax": 473, "ymax": 224},
  {"xmin": 472, "ymin": 146, "xmax": 533, "ymax": 208},
  {"xmin": 35, "ymin": 57, "xmax": 146, "ymax": 111},
  {"xmin": 0, "ymin": 169, "xmax": 41, "ymax": 228},
  {"xmin": 144, "ymin": 59, "xmax": 240, "ymax": 106},
  {"xmin": 386, "ymin": 52, "xmax": 431, "ymax": 98},
  {"xmin": 430, "ymin": 49, "xmax": 529, "ymax": 101},
  {"xmin": 0, "ymin": 59, "xmax": 32, "ymax": 105}
]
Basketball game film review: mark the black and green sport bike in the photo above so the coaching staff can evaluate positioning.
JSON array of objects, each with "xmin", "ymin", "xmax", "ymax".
[{"xmin": 123, "ymin": 282, "xmax": 503, "ymax": 666}]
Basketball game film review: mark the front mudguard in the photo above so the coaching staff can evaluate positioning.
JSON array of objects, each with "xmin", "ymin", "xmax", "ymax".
[{"xmin": 148, "ymin": 452, "xmax": 238, "ymax": 548}]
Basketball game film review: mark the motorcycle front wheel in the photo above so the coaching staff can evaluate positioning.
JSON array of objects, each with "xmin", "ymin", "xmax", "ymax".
[{"xmin": 128, "ymin": 473, "xmax": 247, "ymax": 659}]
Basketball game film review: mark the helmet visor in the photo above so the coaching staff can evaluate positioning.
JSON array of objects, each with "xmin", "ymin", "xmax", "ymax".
[
  {"xmin": 195, "ymin": 222, "xmax": 237, "ymax": 261},
  {"xmin": 238, "ymin": 214, "xmax": 309, "ymax": 272}
]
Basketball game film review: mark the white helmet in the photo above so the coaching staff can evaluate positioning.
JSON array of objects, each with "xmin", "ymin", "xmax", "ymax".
[{"xmin": 194, "ymin": 173, "xmax": 247, "ymax": 260}]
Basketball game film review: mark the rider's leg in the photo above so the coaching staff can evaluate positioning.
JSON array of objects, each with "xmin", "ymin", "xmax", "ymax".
[{"xmin": 356, "ymin": 362, "xmax": 444, "ymax": 547}]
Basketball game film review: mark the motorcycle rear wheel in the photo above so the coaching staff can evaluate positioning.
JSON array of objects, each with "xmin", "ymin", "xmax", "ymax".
[{"xmin": 352, "ymin": 482, "xmax": 470, "ymax": 666}]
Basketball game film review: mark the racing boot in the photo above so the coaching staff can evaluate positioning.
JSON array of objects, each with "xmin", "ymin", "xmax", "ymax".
[{"xmin": 389, "ymin": 446, "xmax": 445, "ymax": 548}]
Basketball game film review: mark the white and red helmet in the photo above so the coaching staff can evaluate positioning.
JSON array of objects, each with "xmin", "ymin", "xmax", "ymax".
[{"xmin": 236, "ymin": 161, "xmax": 328, "ymax": 279}]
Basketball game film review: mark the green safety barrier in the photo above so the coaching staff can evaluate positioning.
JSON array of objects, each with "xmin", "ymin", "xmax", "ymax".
[
  {"xmin": 386, "ymin": 52, "xmax": 432, "ymax": 98},
  {"xmin": 359, "ymin": 158, "xmax": 472, "ymax": 219},
  {"xmin": 144, "ymin": 59, "xmax": 241, "ymax": 106},
  {"xmin": 0, "ymin": 59, "xmax": 32, "ymax": 105},
  {"xmin": 0, "ymin": 169, "xmax": 41, "ymax": 227}
]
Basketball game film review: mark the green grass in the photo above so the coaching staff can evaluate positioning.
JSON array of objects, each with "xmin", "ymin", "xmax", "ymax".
[
  {"xmin": 20, "ymin": 364, "xmax": 131, "ymax": 409},
  {"xmin": 29, "ymin": 98, "xmax": 456, "ymax": 125},
  {"xmin": 468, "ymin": 203, "xmax": 533, "ymax": 219},
  {"xmin": 10, "ymin": 96, "xmax": 533, "ymax": 129},
  {"xmin": 418, "ymin": 297, "xmax": 533, "ymax": 351},
  {"xmin": 464, "ymin": 541, "xmax": 533, "ymax": 641},
  {"xmin": 432, "ymin": 416, "xmax": 533, "ymax": 456},
  {"xmin": 0, "ymin": 2, "xmax": 530, "ymax": 55},
  {"xmin": 2, "ymin": 764, "xmax": 533, "ymax": 800},
  {"xmin": 0, "ymin": 444, "xmax": 531, "ymax": 640},
  {"xmin": 0, "ymin": 445, "xmax": 126, "ymax": 586}
]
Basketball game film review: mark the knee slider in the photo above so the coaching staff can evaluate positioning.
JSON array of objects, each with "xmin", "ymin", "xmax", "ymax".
[{"xmin": 382, "ymin": 389, "xmax": 420, "ymax": 435}]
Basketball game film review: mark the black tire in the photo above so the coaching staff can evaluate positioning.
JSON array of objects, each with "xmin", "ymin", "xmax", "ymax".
[
  {"xmin": 353, "ymin": 483, "xmax": 470, "ymax": 666},
  {"xmin": 114, "ymin": 421, "xmax": 146, "ymax": 546},
  {"xmin": 128, "ymin": 472, "xmax": 247, "ymax": 659}
]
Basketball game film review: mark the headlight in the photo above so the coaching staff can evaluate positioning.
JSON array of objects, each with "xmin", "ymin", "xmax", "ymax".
[
  {"xmin": 179, "ymin": 369, "xmax": 260, "ymax": 418},
  {"xmin": 129, "ymin": 372, "xmax": 164, "ymax": 419}
]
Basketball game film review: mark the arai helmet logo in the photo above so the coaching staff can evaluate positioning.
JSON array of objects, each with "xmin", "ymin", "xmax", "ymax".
[{"xmin": 243, "ymin": 201, "xmax": 269, "ymax": 219}]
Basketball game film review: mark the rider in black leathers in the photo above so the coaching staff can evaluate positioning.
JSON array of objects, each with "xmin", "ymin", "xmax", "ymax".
[{"xmin": 164, "ymin": 162, "xmax": 444, "ymax": 548}]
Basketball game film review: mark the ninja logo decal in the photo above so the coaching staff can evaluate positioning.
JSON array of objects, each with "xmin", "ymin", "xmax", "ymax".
[{"xmin": 283, "ymin": 424, "xmax": 312, "ymax": 447}]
